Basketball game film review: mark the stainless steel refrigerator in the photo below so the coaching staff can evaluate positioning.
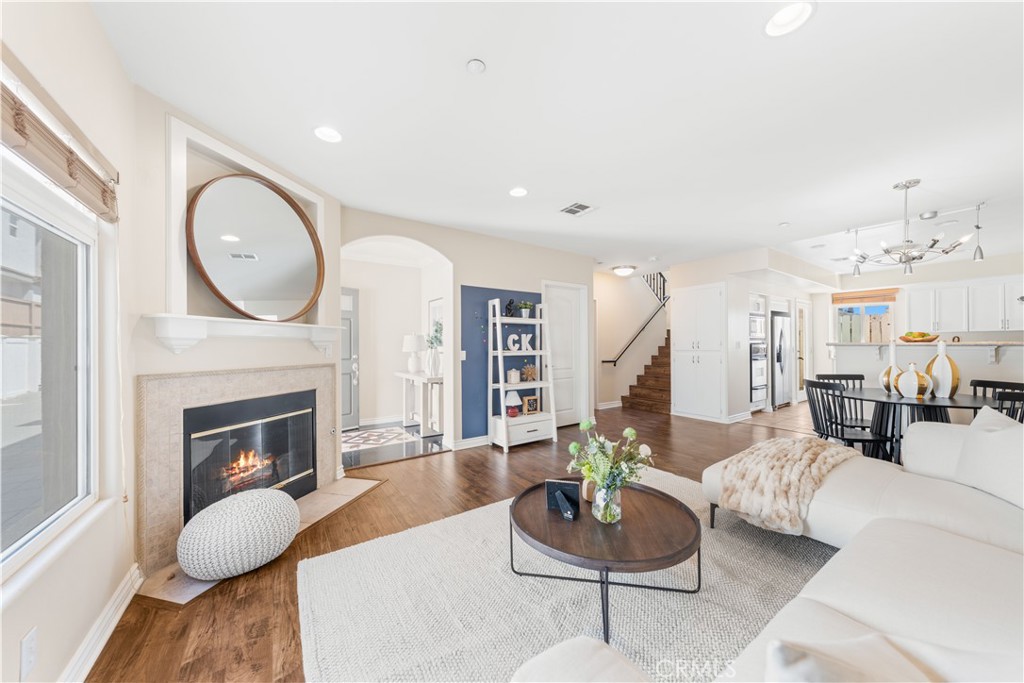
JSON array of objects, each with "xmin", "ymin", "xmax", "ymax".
[{"xmin": 771, "ymin": 312, "xmax": 793, "ymax": 409}]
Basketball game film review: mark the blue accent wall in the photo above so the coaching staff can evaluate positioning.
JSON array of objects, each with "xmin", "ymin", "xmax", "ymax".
[{"xmin": 460, "ymin": 285, "xmax": 543, "ymax": 440}]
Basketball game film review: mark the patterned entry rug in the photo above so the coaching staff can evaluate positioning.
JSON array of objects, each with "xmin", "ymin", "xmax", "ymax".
[
  {"xmin": 297, "ymin": 468, "xmax": 837, "ymax": 682},
  {"xmin": 340, "ymin": 426, "xmax": 419, "ymax": 453}
]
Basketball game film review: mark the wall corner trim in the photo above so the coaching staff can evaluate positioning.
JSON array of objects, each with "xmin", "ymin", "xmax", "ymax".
[{"xmin": 59, "ymin": 562, "xmax": 143, "ymax": 682}]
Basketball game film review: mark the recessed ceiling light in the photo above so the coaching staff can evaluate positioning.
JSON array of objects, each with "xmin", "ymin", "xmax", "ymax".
[
  {"xmin": 313, "ymin": 126, "xmax": 342, "ymax": 143},
  {"xmin": 919, "ymin": 210, "xmax": 939, "ymax": 220},
  {"xmin": 777, "ymin": 221, "xmax": 791, "ymax": 228},
  {"xmin": 765, "ymin": 2, "xmax": 816, "ymax": 37},
  {"xmin": 466, "ymin": 59, "xmax": 487, "ymax": 75},
  {"xmin": 936, "ymin": 219, "xmax": 959, "ymax": 227},
  {"xmin": 509, "ymin": 187, "xmax": 528, "ymax": 198},
  {"xmin": 612, "ymin": 265, "xmax": 636, "ymax": 277},
  {"xmin": 648, "ymin": 256, "xmax": 659, "ymax": 262},
  {"xmin": 220, "ymin": 234, "xmax": 240, "ymax": 242}
]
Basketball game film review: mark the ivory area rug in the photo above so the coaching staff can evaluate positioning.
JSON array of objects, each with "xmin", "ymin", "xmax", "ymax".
[
  {"xmin": 297, "ymin": 468, "xmax": 836, "ymax": 682},
  {"xmin": 340, "ymin": 426, "xmax": 419, "ymax": 452}
]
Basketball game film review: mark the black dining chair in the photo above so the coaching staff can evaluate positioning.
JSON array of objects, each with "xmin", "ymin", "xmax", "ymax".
[
  {"xmin": 805, "ymin": 379, "xmax": 892, "ymax": 460},
  {"xmin": 816, "ymin": 374, "xmax": 872, "ymax": 430},
  {"xmin": 970, "ymin": 379, "xmax": 1024, "ymax": 418},
  {"xmin": 995, "ymin": 391, "xmax": 1024, "ymax": 423}
]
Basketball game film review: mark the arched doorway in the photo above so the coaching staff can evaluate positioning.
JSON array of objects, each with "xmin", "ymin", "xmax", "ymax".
[{"xmin": 338, "ymin": 236, "xmax": 455, "ymax": 467}]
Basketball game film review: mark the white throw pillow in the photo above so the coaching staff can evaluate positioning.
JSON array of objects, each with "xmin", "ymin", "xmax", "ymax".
[
  {"xmin": 954, "ymin": 406, "xmax": 1024, "ymax": 509},
  {"xmin": 764, "ymin": 634, "xmax": 931, "ymax": 682}
]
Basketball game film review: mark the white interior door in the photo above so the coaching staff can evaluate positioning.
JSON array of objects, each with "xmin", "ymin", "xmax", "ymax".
[
  {"xmin": 340, "ymin": 288, "xmax": 359, "ymax": 431},
  {"xmin": 543, "ymin": 282, "xmax": 588, "ymax": 427},
  {"xmin": 796, "ymin": 300, "xmax": 811, "ymax": 402}
]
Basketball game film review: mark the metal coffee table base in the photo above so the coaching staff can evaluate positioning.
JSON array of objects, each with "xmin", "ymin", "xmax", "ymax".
[{"xmin": 508, "ymin": 514, "xmax": 702, "ymax": 644}]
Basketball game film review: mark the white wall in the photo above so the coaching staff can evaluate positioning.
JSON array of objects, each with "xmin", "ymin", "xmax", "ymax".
[
  {"xmin": 593, "ymin": 272, "xmax": 668, "ymax": 406},
  {"xmin": 340, "ymin": 259, "xmax": 421, "ymax": 423}
]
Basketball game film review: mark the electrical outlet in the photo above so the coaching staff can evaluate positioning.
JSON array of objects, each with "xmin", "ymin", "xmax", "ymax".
[{"xmin": 20, "ymin": 627, "xmax": 37, "ymax": 681}]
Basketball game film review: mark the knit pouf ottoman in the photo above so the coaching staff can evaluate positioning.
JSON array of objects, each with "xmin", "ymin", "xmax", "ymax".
[{"xmin": 177, "ymin": 489, "xmax": 300, "ymax": 580}]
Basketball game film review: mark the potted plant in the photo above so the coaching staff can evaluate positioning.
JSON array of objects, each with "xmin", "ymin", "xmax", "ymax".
[
  {"xmin": 566, "ymin": 420, "xmax": 655, "ymax": 524},
  {"xmin": 425, "ymin": 320, "xmax": 442, "ymax": 376},
  {"xmin": 518, "ymin": 301, "xmax": 535, "ymax": 318}
]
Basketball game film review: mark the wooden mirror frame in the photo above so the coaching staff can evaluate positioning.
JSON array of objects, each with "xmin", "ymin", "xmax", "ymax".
[{"xmin": 185, "ymin": 173, "xmax": 325, "ymax": 322}]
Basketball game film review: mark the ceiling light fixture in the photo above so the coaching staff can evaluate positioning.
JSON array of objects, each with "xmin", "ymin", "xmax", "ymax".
[
  {"xmin": 919, "ymin": 210, "xmax": 938, "ymax": 220},
  {"xmin": 612, "ymin": 265, "xmax": 636, "ymax": 277},
  {"xmin": 313, "ymin": 126, "xmax": 342, "ymax": 143},
  {"xmin": 509, "ymin": 187, "xmax": 528, "ymax": 197},
  {"xmin": 778, "ymin": 221, "xmax": 791, "ymax": 228},
  {"xmin": 850, "ymin": 229, "xmax": 863, "ymax": 277},
  {"xmin": 765, "ymin": 2, "xmax": 816, "ymax": 37},
  {"xmin": 466, "ymin": 59, "xmax": 487, "ymax": 75},
  {"xmin": 220, "ymin": 234, "xmax": 240, "ymax": 242},
  {"xmin": 852, "ymin": 179, "xmax": 976, "ymax": 276},
  {"xmin": 972, "ymin": 204, "xmax": 985, "ymax": 262}
]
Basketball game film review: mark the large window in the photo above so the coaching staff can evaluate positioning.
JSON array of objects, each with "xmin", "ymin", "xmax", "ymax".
[{"xmin": 1, "ymin": 151, "xmax": 96, "ymax": 564}]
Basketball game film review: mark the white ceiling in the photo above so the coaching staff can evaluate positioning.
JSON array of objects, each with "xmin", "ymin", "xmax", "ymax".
[{"xmin": 91, "ymin": 2, "xmax": 1023, "ymax": 275}]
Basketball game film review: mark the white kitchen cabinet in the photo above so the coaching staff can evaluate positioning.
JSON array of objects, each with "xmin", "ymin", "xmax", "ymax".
[
  {"xmin": 671, "ymin": 350, "xmax": 723, "ymax": 420},
  {"xmin": 671, "ymin": 284, "xmax": 724, "ymax": 351},
  {"xmin": 1006, "ymin": 280, "xmax": 1024, "ymax": 331},
  {"xmin": 905, "ymin": 285, "xmax": 969, "ymax": 333},
  {"xmin": 968, "ymin": 278, "xmax": 1024, "ymax": 331}
]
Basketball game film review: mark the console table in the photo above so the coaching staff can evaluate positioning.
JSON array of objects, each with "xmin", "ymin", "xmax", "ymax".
[{"xmin": 395, "ymin": 371, "xmax": 443, "ymax": 437}]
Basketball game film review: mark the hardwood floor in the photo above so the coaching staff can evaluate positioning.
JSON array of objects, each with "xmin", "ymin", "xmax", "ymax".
[{"xmin": 88, "ymin": 406, "xmax": 810, "ymax": 683}]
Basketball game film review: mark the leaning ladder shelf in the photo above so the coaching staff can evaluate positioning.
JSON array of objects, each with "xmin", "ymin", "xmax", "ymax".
[{"xmin": 487, "ymin": 299, "xmax": 558, "ymax": 453}]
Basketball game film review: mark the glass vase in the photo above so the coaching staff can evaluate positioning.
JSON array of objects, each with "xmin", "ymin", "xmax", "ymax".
[{"xmin": 592, "ymin": 487, "xmax": 622, "ymax": 524}]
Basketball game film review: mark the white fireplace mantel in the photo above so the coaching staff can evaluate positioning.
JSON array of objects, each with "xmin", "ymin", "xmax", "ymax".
[{"xmin": 144, "ymin": 314, "xmax": 342, "ymax": 356}]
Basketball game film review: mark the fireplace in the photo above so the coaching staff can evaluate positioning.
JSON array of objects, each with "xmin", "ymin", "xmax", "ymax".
[{"xmin": 183, "ymin": 390, "xmax": 316, "ymax": 523}]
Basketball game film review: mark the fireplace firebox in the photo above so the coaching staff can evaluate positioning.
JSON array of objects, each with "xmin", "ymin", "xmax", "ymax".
[{"xmin": 183, "ymin": 390, "xmax": 316, "ymax": 523}]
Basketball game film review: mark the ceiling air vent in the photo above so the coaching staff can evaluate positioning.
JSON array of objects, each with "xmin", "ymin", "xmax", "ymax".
[
  {"xmin": 560, "ymin": 202, "xmax": 595, "ymax": 216},
  {"xmin": 229, "ymin": 253, "xmax": 259, "ymax": 261}
]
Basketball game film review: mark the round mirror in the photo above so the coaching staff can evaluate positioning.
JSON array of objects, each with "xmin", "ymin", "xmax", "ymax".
[{"xmin": 186, "ymin": 174, "xmax": 324, "ymax": 322}]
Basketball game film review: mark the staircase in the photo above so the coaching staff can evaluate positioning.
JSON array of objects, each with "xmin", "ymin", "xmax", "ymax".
[{"xmin": 620, "ymin": 331, "xmax": 671, "ymax": 414}]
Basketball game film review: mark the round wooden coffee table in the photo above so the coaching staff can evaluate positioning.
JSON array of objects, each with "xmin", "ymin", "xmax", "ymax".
[{"xmin": 509, "ymin": 480, "xmax": 702, "ymax": 643}]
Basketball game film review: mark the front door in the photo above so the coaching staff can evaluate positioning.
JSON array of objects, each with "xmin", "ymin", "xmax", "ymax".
[
  {"xmin": 340, "ymin": 288, "xmax": 360, "ymax": 431},
  {"xmin": 542, "ymin": 282, "xmax": 587, "ymax": 427}
]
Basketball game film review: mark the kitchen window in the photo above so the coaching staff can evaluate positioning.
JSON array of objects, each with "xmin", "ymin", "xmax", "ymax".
[{"xmin": 836, "ymin": 303, "xmax": 893, "ymax": 344}]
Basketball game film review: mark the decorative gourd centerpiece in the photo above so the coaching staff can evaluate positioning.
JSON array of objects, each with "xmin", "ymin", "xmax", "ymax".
[
  {"xmin": 878, "ymin": 341, "xmax": 902, "ymax": 394},
  {"xmin": 895, "ymin": 362, "xmax": 933, "ymax": 400},
  {"xmin": 925, "ymin": 341, "xmax": 960, "ymax": 398}
]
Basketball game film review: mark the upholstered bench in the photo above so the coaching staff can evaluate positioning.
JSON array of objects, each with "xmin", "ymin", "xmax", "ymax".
[{"xmin": 177, "ymin": 488, "xmax": 300, "ymax": 580}]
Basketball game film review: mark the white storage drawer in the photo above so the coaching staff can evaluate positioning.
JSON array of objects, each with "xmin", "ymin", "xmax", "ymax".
[{"xmin": 507, "ymin": 418, "xmax": 553, "ymax": 443}]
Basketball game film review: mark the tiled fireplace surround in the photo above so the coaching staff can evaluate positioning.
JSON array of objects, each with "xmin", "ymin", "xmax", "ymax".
[{"xmin": 135, "ymin": 364, "xmax": 337, "ymax": 576}]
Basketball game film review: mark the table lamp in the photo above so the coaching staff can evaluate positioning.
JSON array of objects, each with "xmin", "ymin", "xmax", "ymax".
[
  {"xmin": 402, "ymin": 334, "xmax": 426, "ymax": 373},
  {"xmin": 505, "ymin": 390, "xmax": 522, "ymax": 417}
]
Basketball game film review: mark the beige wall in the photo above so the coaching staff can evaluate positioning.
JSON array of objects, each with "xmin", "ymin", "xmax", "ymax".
[
  {"xmin": 340, "ymin": 259, "xmax": 422, "ymax": 423},
  {"xmin": 593, "ymin": 272, "xmax": 668, "ymax": 406},
  {"xmin": 2, "ymin": 4, "xmax": 137, "ymax": 681}
]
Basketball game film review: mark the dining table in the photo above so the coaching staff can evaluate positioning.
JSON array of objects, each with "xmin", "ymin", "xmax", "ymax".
[{"xmin": 842, "ymin": 387, "xmax": 999, "ymax": 463}]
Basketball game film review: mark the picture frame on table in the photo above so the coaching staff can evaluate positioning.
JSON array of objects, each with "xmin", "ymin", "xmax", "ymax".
[{"xmin": 523, "ymin": 395, "xmax": 540, "ymax": 414}]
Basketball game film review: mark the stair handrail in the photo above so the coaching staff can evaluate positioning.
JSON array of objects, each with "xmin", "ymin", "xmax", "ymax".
[
  {"xmin": 600, "ymin": 297, "xmax": 670, "ymax": 367},
  {"xmin": 642, "ymin": 272, "xmax": 668, "ymax": 304}
]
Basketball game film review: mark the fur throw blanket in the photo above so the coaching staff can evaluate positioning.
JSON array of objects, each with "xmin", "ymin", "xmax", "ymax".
[{"xmin": 720, "ymin": 437, "xmax": 859, "ymax": 535}]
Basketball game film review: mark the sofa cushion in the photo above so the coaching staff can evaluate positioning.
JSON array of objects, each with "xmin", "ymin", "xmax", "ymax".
[
  {"xmin": 797, "ymin": 519, "xmax": 1023, "ymax": 654},
  {"xmin": 955, "ymin": 406, "xmax": 1024, "ymax": 508},
  {"xmin": 901, "ymin": 421, "xmax": 968, "ymax": 481},
  {"xmin": 764, "ymin": 634, "xmax": 931, "ymax": 682},
  {"xmin": 510, "ymin": 636, "xmax": 650, "ymax": 682},
  {"xmin": 877, "ymin": 470, "xmax": 1023, "ymax": 553}
]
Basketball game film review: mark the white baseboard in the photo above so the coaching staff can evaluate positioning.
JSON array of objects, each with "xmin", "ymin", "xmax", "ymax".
[
  {"xmin": 60, "ymin": 562, "xmax": 143, "ymax": 682},
  {"xmin": 596, "ymin": 401, "xmax": 622, "ymax": 410},
  {"xmin": 669, "ymin": 410, "xmax": 734, "ymax": 425},
  {"xmin": 727, "ymin": 411, "xmax": 752, "ymax": 423},
  {"xmin": 357, "ymin": 415, "xmax": 403, "ymax": 427},
  {"xmin": 454, "ymin": 436, "xmax": 490, "ymax": 450}
]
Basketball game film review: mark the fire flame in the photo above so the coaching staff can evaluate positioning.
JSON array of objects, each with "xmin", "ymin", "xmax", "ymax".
[{"xmin": 224, "ymin": 449, "xmax": 270, "ymax": 477}]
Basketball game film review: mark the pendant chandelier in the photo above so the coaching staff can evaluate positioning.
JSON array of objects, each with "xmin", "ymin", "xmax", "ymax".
[{"xmin": 849, "ymin": 179, "xmax": 981, "ymax": 276}]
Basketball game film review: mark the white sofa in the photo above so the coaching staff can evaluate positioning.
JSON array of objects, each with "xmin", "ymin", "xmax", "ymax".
[{"xmin": 513, "ymin": 409, "xmax": 1024, "ymax": 682}]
